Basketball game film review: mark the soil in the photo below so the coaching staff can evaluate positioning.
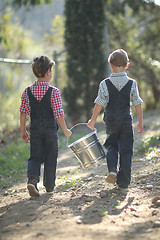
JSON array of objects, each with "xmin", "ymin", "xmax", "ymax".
[{"xmin": 0, "ymin": 110, "xmax": 160, "ymax": 240}]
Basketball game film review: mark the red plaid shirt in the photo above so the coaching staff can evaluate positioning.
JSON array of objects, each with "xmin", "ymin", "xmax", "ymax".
[{"xmin": 20, "ymin": 81, "xmax": 64, "ymax": 118}]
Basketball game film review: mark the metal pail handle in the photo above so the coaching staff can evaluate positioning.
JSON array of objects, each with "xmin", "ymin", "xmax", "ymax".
[{"xmin": 67, "ymin": 123, "xmax": 96, "ymax": 147}]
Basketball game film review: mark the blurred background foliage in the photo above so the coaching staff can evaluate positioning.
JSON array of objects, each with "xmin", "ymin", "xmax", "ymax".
[
  {"xmin": 0, "ymin": 0, "xmax": 160, "ymax": 132},
  {"xmin": 64, "ymin": 0, "xmax": 106, "ymax": 123}
]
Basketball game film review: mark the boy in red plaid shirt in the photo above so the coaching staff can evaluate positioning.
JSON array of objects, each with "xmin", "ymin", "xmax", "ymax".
[{"xmin": 20, "ymin": 55, "xmax": 72, "ymax": 197}]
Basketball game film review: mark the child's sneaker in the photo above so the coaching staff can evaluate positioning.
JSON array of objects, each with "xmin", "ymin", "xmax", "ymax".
[
  {"xmin": 106, "ymin": 172, "xmax": 117, "ymax": 185},
  {"xmin": 117, "ymin": 184, "xmax": 129, "ymax": 192},
  {"xmin": 27, "ymin": 179, "xmax": 40, "ymax": 197},
  {"xmin": 45, "ymin": 187, "xmax": 54, "ymax": 193},
  {"xmin": 119, "ymin": 187, "xmax": 128, "ymax": 192}
]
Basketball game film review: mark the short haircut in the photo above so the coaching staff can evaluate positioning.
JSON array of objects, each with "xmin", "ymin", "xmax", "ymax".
[
  {"xmin": 32, "ymin": 55, "xmax": 55, "ymax": 78},
  {"xmin": 108, "ymin": 49, "xmax": 129, "ymax": 67}
]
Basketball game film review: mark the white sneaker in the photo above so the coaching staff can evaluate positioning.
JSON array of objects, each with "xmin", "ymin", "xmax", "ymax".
[
  {"xmin": 118, "ymin": 187, "xmax": 128, "ymax": 192},
  {"xmin": 106, "ymin": 172, "xmax": 117, "ymax": 185}
]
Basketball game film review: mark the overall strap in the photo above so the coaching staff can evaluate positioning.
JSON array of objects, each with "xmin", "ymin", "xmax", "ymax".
[
  {"xmin": 27, "ymin": 86, "xmax": 55, "ymax": 123},
  {"xmin": 104, "ymin": 78, "xmax": 133, "ymax": 114},
  {"xmin": 105, "ymin": 79, "xmax": 133, "ymax": 93},
  {"xmin": 27, "ymin": 86, "xmax": 53, "ymax": 102},
  {"xmin": 40, "ymin": 87, "xmax": 53, "ymax": 102}
]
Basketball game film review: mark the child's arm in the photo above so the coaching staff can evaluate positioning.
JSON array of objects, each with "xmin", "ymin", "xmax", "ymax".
[
  {"xmin": 56, "ymin": 115, "xmax": 72, "ymax": 139},
  {"xmin": 87, "ymin": 104, "xmax": 103, "ymax": 129},
  {"xmin": 20, "ymin": 112, "xmax": 30, "ymax": 142},
  {"xmin": 135, "ymin": 103, "xmax": 143, "ymax": 133}
]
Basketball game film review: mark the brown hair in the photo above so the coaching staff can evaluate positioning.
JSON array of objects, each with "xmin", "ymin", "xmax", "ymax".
[
  {"xmin": 32, "ymin": 55, "xmax": 55, "ymax": 78},
  {"xmin": 108, "ymin": 49, "xmax": 129, "ymax": 67}
]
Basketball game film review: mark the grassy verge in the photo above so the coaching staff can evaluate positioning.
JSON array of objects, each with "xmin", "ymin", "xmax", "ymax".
[
  {"xmin": 135, "ymin": 135, "xmax": 160, "ymax": 154},
  {"xmin": 0, "ymin": 136, "xmax": 29, "ymax": 189}
]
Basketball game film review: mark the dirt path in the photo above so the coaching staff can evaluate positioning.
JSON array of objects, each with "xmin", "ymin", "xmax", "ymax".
[{"xmin": 0, "ymin": 111, "xmax": 160, "ymax": 240}]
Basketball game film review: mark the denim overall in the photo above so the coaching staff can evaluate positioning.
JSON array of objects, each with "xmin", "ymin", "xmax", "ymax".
[
  {"xmin": 27, "ymin": 87, "xmax": 58, "ymax": 189},
  {"xmin": 103, "ymin": 78, "xmax": 134, "ymax": 188}
]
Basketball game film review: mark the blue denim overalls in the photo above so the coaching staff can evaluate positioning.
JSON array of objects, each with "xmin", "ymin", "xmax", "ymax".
[
  {"xmin": 27, "ymin": 87, "xmax": 58, "ymax": 189},
  {"xmin": 103, "ymin": 78, "xmax": 134, "ymax": 188}
]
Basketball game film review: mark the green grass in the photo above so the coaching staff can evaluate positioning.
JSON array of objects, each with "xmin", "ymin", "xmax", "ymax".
[
  {"xmin": 59, "ymin": 178, "xmax": 84, "ymax": 189},
  {"xmin": 135, "ymin": 135, "xmax": 160, "ymax": 154},
  {"xmin": 100, "ymin": 210, "xmax": 108, "ymax": 216},
  {"xmin": 0, "ymin": 137, "xmax": 29, "ymax": 189},
  {"xmin": 113, "ymin": 200, "xmax": 121, "ymax": 206},
  {"xmin": 57, "ymin": 168, "xmax": 83, "ymax": 190}
]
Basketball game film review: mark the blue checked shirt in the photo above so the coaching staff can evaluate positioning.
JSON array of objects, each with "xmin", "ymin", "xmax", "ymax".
[{"xmin": 94, "ymin": 72, "xmax": 143, "ymax": 108}]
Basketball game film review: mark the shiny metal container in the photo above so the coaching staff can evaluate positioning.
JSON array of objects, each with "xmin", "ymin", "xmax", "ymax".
[{"xmin": 68, "ymin": 124, "xmax": 105, "ymax": 168}]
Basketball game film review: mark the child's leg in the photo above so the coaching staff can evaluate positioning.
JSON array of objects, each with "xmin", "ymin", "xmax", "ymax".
[
  {"xmin": 27, "ymin": 127, "xmax": 43, "ymax": 181},
  {"xmin": 104, "ymin": 132, "xmax": 119, "ymax": 173},
  {"xmin": 43, "ymin": 129, "xmax": 58, "ymax": 190},
  {"xmin": 27, "ymin": 127, "xmax": 44, "ymax": 197},
  {"xmin": 117, "ymin": 128, "xmax": 134, "ymax": 188}
]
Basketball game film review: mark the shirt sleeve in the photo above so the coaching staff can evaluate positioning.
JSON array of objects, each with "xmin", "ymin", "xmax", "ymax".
[
  {"xmin": 130, "ymin": 80, "xmax": 143, "ymax": 106},
  {"xmin": 94, "ymin": 80, "xmax": 109, "ymax": 108},
  {"xmin": 19, "ymin": 88, "xmax": 31, "ymax": 116},
  {"xmin": 51, "ymin": 88, "xmax": 64, "ymax": 118}
]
